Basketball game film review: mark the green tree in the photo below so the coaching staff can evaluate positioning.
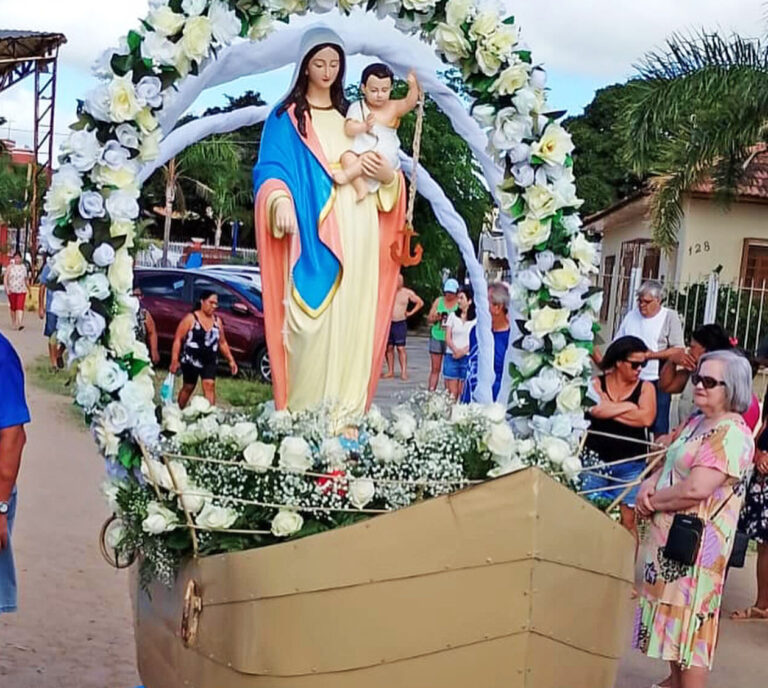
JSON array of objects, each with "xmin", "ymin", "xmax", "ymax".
[
  {"xmin": 0, "ymin": 139, "xmax": 29, "ymax": 231},
  {"xmin": 622, "ymin": 31, "xmax": 768, "ymax": 249},
  {"xmin": 563, "ymin": 84, "xmax": 645, "ymax": 216}
]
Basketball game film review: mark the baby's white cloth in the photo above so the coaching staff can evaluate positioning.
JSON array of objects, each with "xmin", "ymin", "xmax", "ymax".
[{"xmin": 347, "ymin": 100, "xmax": 402, "ymax": 192}]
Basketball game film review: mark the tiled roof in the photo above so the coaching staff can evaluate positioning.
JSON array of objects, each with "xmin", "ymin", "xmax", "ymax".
[{"xmin": 689, "ymin": 146, "xmax": 768, "ymax": 201}]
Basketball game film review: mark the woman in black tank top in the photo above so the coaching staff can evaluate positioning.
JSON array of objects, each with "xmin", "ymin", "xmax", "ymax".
[{"xmin": 583, "ymin": 336, "xmax": 657, "ymax": 542}]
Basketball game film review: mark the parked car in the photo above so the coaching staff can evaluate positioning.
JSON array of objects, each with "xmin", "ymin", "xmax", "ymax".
[
  {"xmin": 198, "ymin": 264, "xmax": 261, "ymax": 289},
  {"xmin": 133, "ymin": 268, "xmax": 270, "ymax": 382}
]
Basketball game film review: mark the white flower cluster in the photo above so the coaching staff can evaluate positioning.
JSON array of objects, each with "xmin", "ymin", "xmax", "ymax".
[
  {"xmin": 104, "ymin": 394, "xmax": 584, "ymax": 573},
  {"xmin": 46, "ymin": 1, "xmax": 597, "ymax": 577}
]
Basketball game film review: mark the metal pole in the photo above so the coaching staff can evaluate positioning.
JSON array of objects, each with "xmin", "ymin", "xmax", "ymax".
[{"xmin": 161, "ymin": 157, "xmax": 176, "ymax": 267}]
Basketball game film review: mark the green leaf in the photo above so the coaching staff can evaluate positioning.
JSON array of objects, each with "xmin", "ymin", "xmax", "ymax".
[
  {"xmin": 530, "ymin": 154, "xmax": 545, "ymax": 166},
  {"xmin": 169, "ymin": 0, "xmax": 183, "ymax": 12},
  {"xmin": 158, "ymin": 66, "xmax": 181, "ymax": 90},
  {"xmin": 117, "ymin": 442, "xmax": 141, "ymax": 470},
  {"xmin": 127, "ymin": 30, "xmax": 142, "ymax": 53},
  {"xmin": 78, "ymin": 243, "xmax": 95, "ymax": 262},
  {"xmin": 190, "ymin": 61, "xmax": 199, "ymax": 77},
  {"xmin": 516, "ymin": 50, "xmax": 532, "ymax": 63},
  {"xmin": 165, "ymin": 529, "xmax": 193, "ymax": 551},
  {"xmin": 129, "ymin": 356, "xmax": 151, "ymax": 378},
  {"xmin": 110, "ymin": 53, "xmax": 133, "ymax": 77},
  {"xmin": 510, "ymin": 195, "xmax": 526, "ymax": 219},
  {"xmin": 502, "ymin": 16, "xmax": 515, "ymax": 25},
  {"xmin": 139, "ymin": 19, "xmax": 154, "ymax": 33}
]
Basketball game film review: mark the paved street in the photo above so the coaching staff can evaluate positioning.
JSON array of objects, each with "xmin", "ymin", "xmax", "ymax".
[{"xmin": 0, "ymin": 317, "xmax": 767, "ymax": 687}]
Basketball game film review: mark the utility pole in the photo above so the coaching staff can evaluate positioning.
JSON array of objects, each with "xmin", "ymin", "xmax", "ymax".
[{"xmin": 161, "ymin": 156, "xmax": 176, "ymax": 267}]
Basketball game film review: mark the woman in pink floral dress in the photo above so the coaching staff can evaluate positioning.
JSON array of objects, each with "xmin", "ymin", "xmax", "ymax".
[{"xmin": 634, "ymin": 349, "xmax": 755, "ymax": 688}]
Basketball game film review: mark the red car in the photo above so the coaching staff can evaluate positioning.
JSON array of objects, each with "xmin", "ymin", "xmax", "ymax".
[{"xmin": 134, "ymin": 268, "xmax": 270, "ymax": 381}]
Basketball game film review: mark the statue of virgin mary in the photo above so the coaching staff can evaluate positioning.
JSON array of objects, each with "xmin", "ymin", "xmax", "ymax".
[{"xmin": 253, "ymin": 27, "xmax": 405, "ymax": 418}]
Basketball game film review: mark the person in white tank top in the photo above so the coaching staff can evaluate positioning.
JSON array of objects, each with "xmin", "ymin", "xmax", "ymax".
[{"xmin": 444, "ymin": 287, "xmax": 476, "ymax": 401}]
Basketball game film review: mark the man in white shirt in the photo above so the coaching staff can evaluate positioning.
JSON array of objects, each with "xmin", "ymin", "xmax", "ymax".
[{"xmin": 614, "ymin": 280, "xmax": 684, "ymax": 435}]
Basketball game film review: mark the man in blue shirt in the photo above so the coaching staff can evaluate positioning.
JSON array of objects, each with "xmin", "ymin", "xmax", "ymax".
[
  {"xmin": 0, "ymin": 332, "xmax": 31, "ymax": 614},
  {"xmin": 38, "ymin": 259, "xmax": 64, "ymax": 370}
]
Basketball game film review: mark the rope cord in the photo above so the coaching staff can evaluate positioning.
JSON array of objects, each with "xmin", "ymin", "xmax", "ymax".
[{"xmin": 405, "ymin": 93, "xmax": 424, "ymax": 227}]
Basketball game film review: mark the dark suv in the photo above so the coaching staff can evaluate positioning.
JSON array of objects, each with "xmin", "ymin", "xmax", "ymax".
[{"xmin": 134, "ymin": 268, "xmax": 270, "ymax": 382}]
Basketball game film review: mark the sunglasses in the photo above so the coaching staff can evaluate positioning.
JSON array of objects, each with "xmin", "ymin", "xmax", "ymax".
[
  {"xmin": 691, "ymin": 373, "xmax": 726, "ymax": 390},
  {"xmin": 624, "ymin": 360, "xmax": 647, "ymax": 370}
]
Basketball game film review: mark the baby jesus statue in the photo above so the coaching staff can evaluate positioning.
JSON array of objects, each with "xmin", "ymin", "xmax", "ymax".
[{"xmin": 334, "ymin": 63, "xmax": 421, "ymax": 201}]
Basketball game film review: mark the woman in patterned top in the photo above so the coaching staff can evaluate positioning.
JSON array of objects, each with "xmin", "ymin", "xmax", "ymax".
[
  {"xmin": 3, "ymin": 253, "xmax": 29, "ymax": 331},
  {"xmin": 170, "ymin": 290, "xmax": 238, "ymax": 409},
  {"xmin": 633, "ymin": 350, "xmax": 755, "ymax": 688}
]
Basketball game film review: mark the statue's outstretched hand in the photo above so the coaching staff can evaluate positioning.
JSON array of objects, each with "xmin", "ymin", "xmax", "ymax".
[{"xmin": 274, "ymin": 197, "xmax": 298, "ymax": 236}]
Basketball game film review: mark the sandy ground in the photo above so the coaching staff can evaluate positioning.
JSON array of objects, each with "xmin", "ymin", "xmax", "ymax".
[{"xmin": 1, "ymin": 314, "xmax": 767, "ymax": 687}]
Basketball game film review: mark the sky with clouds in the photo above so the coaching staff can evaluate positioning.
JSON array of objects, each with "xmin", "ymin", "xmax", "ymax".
[{"xmin": 0, "ymin": 0, "xmax": 763, "ymax": 158}]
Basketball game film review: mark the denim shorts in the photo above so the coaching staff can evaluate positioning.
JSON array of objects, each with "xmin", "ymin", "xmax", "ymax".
[
  {"xmin": 443, "ymin": 354, "xmax": 469, "ymax": 381},
  {"xmin": 428, "ymin": 336, "xmax": 447, "ymax": 355},
  {"xmin": 0, "ymin": 487, "xmax": 18, "ymax": 614},
  {"xmin": 44, "ymin": 311, "xmax": 58, "ymax": 338},
  {"xmin": 581, "ymin": 460, "xmax": 645, "ymax": 507}
]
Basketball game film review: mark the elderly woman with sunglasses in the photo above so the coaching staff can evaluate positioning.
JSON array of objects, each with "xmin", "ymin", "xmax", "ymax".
[
  {"xmin": 583, "ymin": 336, "xmax": 657, "ymax": 542},
  {"xmin": 633, "ymin": 350, "xmax": 755, "ymax": 688}
]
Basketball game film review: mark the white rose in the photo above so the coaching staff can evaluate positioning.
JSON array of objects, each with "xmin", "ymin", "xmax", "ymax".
[
  {"xmin": 540, "ymin": 436, "xmax": 571, "ymax": 466},
  {"xmin": 182, "ymin": 0, "xmax": 207, "ymax": 15},
  {"xmin": 556, "ymin": 381, "xmax": 583, "ymax": 415},
  {"xmin": 99, "ymin": 140, "xmax": 131, "ymax": 170},
  {"xmin": 483, "ymin": 403, "xmax": 506, "ymax": 423},
  {"xmin": 133, "ymin": 417, "xmax": 162, "ymax": 448},
  {"xmin": 44, "ymin": 164, "xmax": 83, "ymax": 219},
  {"xmin": 552, "ymin": 176, "xmax": 583, "ymax": 210},
  {"xmin": 392, "ymin": 413, "xmax": 417, "ymax": 441},
  {"xmin": 52, "ymin": 241, "xmax": 88, "ymax": 281},
  {"xmin": 530, "ymin": 67, "xmax": 547, "ymax": 89},
  {"xmin": 450, "ymin": 403, "xmax": 471, "ymax": 424},
  {"xmin": 101, "ymin": 481, "xmax": 122, "ymax": 514},
  {"xmin": 552, "ymin": 344, "xmax": 589, "ymax": 377},
  {"xmin": 163, "ymin": 407, "xmax": 186, "ymax": 434},
  {"xmin": 549, "ymin": 331, "xmax": 567, "ymax": 351},
  {"xmin": 524, "ymin": 367, "xmax": 564, "ymax": 402},
  {"xmin": 279, "ymin": 436, "xmax": 312, "ymax": 472},
  {"xmin": 524, "ymin": 185, "xmax": 558, "ymax": 220},
  {"xmin": 108, "ymin": 249, "xmax": 133, "ymax": 293},
  {"xmin": 434, "ymin": 23, "xmax": 471, "ymax": 63},
  {"xmin": 65, "ymin": 129, "xmax": 101, "ymax": 172},
  {"xmin": 77, "ymin": 346, "xmax": 108, "ymax": 385},
  {"xmin": 196, "ymin": 501, "xmax": 238, "ymax": 530},
  {"xmin": 208, "ymin": 0, "xmax": 242, "ymax": 45},
  {"xmin": 484, "ymin": 421, "xmax": 515, "ymax": 460},
  {"xmin": 84, "ymin": 84, "xmax": 111, "ymax": 121},
  {"xmin": 148, "ymin": 6, "xmax": 186, "ymax": 36},
  {"xmin": 446, "ymin": 0, "xmax": 475, "ymax": 26},
  {"xmin": 508, "ymin": 142, "xmax": 531, "ymax": 164},
  {"xmin": 142, "ymin": 501, "xmax": 179, "ymax": 534},
  {"xmin": 271, "ymin": 509, "xmax": 304, "ymax": 537},
  {"xmin": 311, "ymin": 0, "xmax": 336, "ymax": 12},
  {"xmin": 181, "ymin": 15, "xmax": 212, "ymax": 62},
  {"xmin": 178, "ymin": 483, "xmax": 211, "ymax": 514},
  {"xmin": 135, "ymin": 75, "xmax": 163, "ymax": 108},
  {"xmin": 569, "ymin": 313, "xmax": 595, "ymax": 342},
  {"xmin": 247, "ymin": 13, "xmax": 274, "ymax": 40},
  {"xmin": 490, "ymin": 60, "xmax": 530, "ymax": 96},
  {"xmin": 543, "ymin": 259, "xmax": 582, "ymax": 294},
  {"xmin": 73, "ymin": 336, "xmax": 97, "ymax": 360},
  {"xmin": 106, "ymin": 189, "xmax": 140, "ymax": 221},
  {"xmin": 91, "ymin": 160, "xmax": 140, "ymax": 191},
  {"xmin": 403, "ymin": 0, "xmax": 437, "ymax": 11},
  {"xmin": 562, "ymin": 214, "xmax": 582, "ymax": 236},
  {"xmin": 76, "ymin": 382, "xmax": 101, "ymax": 410},
  {"xmin": 521, "ymin": 335, "xmax": 544, "ymax": 352},
  {"xmin": 472, "ymin": 103, "xmax": 496, "ymax": 128},
  {"xmin": 141, "ymin": 458, "xmax": 172, "ymax": 490},
  {"xmin": 365, "ymin": 406, "xmax": 387, "ymax": 433},
  {"xmin": 243, "ymin": 442, "xmax": 276, "ymax": 472},
  {"xmin": 108, "ymin": 314, "xmax": 137, "ymax": 356},
  {"xmin": 476, "ymin": 45, "xmax": 502, "ymax": 77},
  {"xmin": 114, "ymin": 123, "xmax": 140, "ymax": 150},
  {"xmin": 486, "ymin": 23, "xmax": 518, "ymax": 58},
  {"xmin": 512, "ymin": 87, "xmax": 542, "ymax": 115},
  {"xmin": 76, "ymin": 309, "xmax": 107, "ymax": 341},
  {"xmin": 51, "ymin": 281, "xmax": 90, "ymax": 319},
  {"xmin": 469, "ymin": 10, "xmax": 498, "ymax": 39},
  {"xmin": 534, "ymin": 250, "xmax": 555, "ymax": 273},
  {"xmin": 101, "ymin": 400, "xmax": 134, "ymax": 435},
  {"xmin": 320, "ymin": 437, "xmax": 347, "ymax": 468},
  {"xmin": 141, "ymin": 30, "xmax": 177, "ymax": 66},
  {"xmin": 525, "ymin": 306, "xmax": 569, "ymax": 338},
  {"xmin": 119, "ymin": 375, "xmax": 155, "ymax": 415},
  {"xmin": 569, "ymin": 234, "xmax": 599, "ymax": 273},
  {"xmin": 93, "ymin": 243, "xmax": 116, "ymax": 267},
  {"xmin": 107, "ymin": 73, "xmax": 141, "ymax": 123},
  {"xmin": 369, "ymin": 433, "xmax": 397, "ymax": 463},
  {"xmin": 559, "ymin": 288, "xmax": 584, "ymax": 312},
  {"xmin": 230, "ymin": 421, "xmax": 258, "ymax": 449},
  {"xmin": 92, "ymin": 419, "xmax": 120, "ymax": 457},
  {"xmin": 96, "ymin": 359, "xmax": 129, "ymax": 393},
  {"xmin": 139, "ymin": 128, "xmax": 161, "ymax": 162},
  {"xmin": 517, "ymin": 267, "xmax": 542, "ymax": 291},
  {"xmin": 39, "ymin": 216, "xmax": 64, "ymax": 253},
  {"xmin": 73, "ymin": 222, "xmax": 93, "ymax": 243},
  {"xmin": 513, "ymin": 218, "xmax": 551, "ymax": 252},
  {"xmin": 562, "ymin": 454, "xmax": 583, "ymax": 482},
  {"xmin": 531, "ymin": 123, "xmax": 575, "ymax": 166},
  {"xmin": 487, "ymin": 455, "xmax": 525, "ymax": 478},
  {"xmin": 491, "ymin": 107, "xmax": 532, "ymax": 152},
  {"xmin": 512, "ymin": 163, "xmax": 534, "ymax": 188},
  {"xmin": 348, "ymin": 478, "xmax": 376, "ymax": 509},
  {"xmin": 182, "ymin": 395, "xmax": 213, "ymax": 418},
  {"xmin": 518, "ymin": 351, "xmax": 543, "ymax": 378}
]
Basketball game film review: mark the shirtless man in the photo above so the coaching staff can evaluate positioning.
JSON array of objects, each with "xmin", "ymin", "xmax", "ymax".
[{"xmin": 383, "ymin": 274, "xmax": 424, "ymax": 380}]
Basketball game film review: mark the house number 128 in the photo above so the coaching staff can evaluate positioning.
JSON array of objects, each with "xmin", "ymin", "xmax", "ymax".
[{"xmin": 689, "ymin": 242, "xmax": 711, "ymax": 255}]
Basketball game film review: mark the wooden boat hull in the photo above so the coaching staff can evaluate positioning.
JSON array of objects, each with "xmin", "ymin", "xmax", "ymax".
[{"xmin": 133, "ymin": 467, "xmax": 635, "ymax": 688}]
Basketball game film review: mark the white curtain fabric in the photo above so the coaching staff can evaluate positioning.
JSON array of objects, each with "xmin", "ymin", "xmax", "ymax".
[{"xmin": 143, "ymin": 13, "xmax": 508, "ymax": 402}]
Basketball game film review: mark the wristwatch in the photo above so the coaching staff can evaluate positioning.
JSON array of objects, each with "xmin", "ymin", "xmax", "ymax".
[{"xmin": 0, "ymin": 501, "xmax": 9, "ymax": 515}]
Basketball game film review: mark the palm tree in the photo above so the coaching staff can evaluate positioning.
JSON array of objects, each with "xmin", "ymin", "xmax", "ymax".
[{"xmin": 622, "ymin": 30, "xmax": 768, "ymax": 249}]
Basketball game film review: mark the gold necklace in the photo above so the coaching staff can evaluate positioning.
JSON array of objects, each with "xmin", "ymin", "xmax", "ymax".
[{"xmin": 307, "ymin": 100, "xmax": 333, "ymax": 110}]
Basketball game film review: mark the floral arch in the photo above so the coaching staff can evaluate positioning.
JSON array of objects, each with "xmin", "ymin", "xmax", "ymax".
[{"xmin": 42, "ymin": 0, "xmax": 601, "ymax": 571}]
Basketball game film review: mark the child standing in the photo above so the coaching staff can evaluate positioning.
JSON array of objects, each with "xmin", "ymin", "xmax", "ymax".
[{"xmin": 335, "ymin": 63, "xmax": 420, "ymax": 201}]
